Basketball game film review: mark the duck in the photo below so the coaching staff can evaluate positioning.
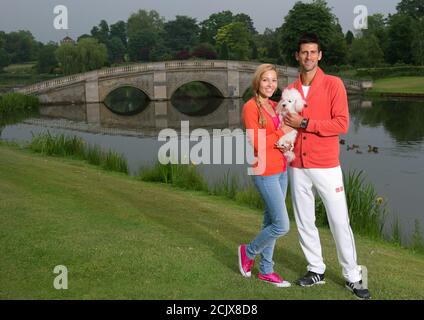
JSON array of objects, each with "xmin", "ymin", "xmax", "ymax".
[
  {"xmin": 356, "ymin": 150, "xmax": 363, "ymax": 154},
  {"xmin": 368, "ymin": 145, "xmax": 379, "ymax": 153}
]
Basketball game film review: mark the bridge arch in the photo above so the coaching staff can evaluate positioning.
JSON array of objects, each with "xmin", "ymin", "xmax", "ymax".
[
  {"xmin": 103, "ymin": 85, "xmax": 150, "ymax": 116},
  {"xmin": 169, "ymin": 80, "xmax": 224, "ymax": 100}
]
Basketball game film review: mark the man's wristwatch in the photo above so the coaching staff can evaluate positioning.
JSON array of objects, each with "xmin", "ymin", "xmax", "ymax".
[{"xmin": 300, "ymin": 117, "xmax": 309, "ymax": 129}]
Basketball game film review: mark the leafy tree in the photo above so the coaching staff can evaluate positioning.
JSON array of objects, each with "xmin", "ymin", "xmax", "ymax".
[
  {"xmin": 55, "ymin": 43, "xmax": 81, "ymax": 75},
  {"xmin": 4, "ymin": 31, "xmax": 38, "ymax": 63},
  {"xmin": 91, "ymin": 20, "xmax": 110, "ymax": 45},
  {"xmin": 110, "ymin": 21, "xmax": 127, "ymax": 47},
  {"xmin": 386, "ymin": 13, "xmax": 414, "ymax": 64},
  {"xmin": 253, "ymin": 28, "xmax": 282, "ymax": 63},
  {"xmin": 55, "ymin": 38, "xmax": 107, "ymax": 75},
  {"xmin": 37, "ymin": 43, "xmax": 58, "ymax": 73},
  {"xmin": 234, "ymin": 13, "xmax": 257, "ymax": 35},
  {"xmin": 349, "ymin": 35, "xmax": 385, "ymax": 67},
  {"xmin": 216, "ymin": 22, "xmax": 250, "ymax": 60},
  {"xmin": 127, "ymin": 10, "xmax": 164, "ymax": 62},
  {"xmin": 279, "ymin": 0, "xmax": 347, "ymax": 66},
  {"xmin": 163, "ymin": 16, "xmax": 200, "ymax": 53},
  {"xmin": 77, "ymin": 38, "xmax": 108, "ymax": 72},
  {"xmin": 199, "ymin": 11, "xmax": 234, "ymax": 45},
  {"xmin": 0, "ymin": 48, "xmax": 11, "ymax": 70},
  {"xmin": 361, "ymin": 14, "xmax": 389, "ymax": 60},
  {"xmin": 345, "ymin": 30, "xmax": 354, "ymax": 45},
  {"xmin": 108, "ymin": 36, "xmax": 126, "ymax": 64},
  {"xmin": 411, "ymin": 18, "xmax": 424, "ymax": 65},
  {"xmin": 128, "ymin": 29, "xmax": 157, "ymax": 61},
  {"xmin": 396, "ymin": 0, "xmax": 424, "ymax": 20},
  {"xmin": 191, "ymin": 43, "xmax": 217, "ymax": 59},
  {"xmin": 77, "ymin": 34, "xmax": 92, "ymax": 42},
  {"xmin": 0, "ymin": 32, "xmax": 10, "ymax": 69}
]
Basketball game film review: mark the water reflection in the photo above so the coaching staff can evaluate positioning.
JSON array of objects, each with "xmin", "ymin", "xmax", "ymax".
[
  {"xmin": 32, "ymin": 98, "xmax": 244, "ymax": 135},
  {"xmin": 350, "ymin": 98, "xmax": 424, "ymax": 143},
  {"xmin": 104, "ymin": 86, "xmax": 150, "ymax": 115}
]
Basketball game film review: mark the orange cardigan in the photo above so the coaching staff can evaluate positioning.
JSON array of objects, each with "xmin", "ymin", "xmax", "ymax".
[
  {"xmin": 288, "ymin": 67, "xmax": 349, "ymax": 168},
  {"xmin": 242, "ymin": 98, "xmax": 287, "ymax": 176}
]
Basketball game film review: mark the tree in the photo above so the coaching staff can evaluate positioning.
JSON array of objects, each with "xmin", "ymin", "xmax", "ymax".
[
  {"xmin": 345, "ymin": 30, "xmax": 354, "ymax": 45},
  {"xmin": 234, "ymin": 13, "xmax": 257, "ymax": 35},
  {"xmin": 0, "ymin": 32, "xmax": 11, "ymax": 70},
  {"xmin": 37, "ymin": 43, "xmax": 58, "ymax": 73},
  {"xmin": 191, "ymin": 43, "xmax": 217, "ymax": 59},
  {"xmin": 4, "ymin": 30, "xmax": 38, "ymax": 63},
  {"xmin": 386, "ymin": 13, "xmax": 414, "ymax": 64},
  {"xmin": 361, "ymin": 14, "xmax": 389, "ymax": 61},
  {"xmin": 163, "ymin": 16, "xmax": 200, "ymax": 53},
  {"xmin": 110, "ymin": 21, "xmax": 127, "ymax": 47},
  {"xmin": 55, "ymin": 38, "xmax": 107, "ymax": 75},
  {"xmin": 411, "ymin": 18, "xmax": 424, "ymax": 65},
  {"xmin": 216, "ymin": 22, "xmax": 250, "ymax": 60},
  {"xmin": 349, "ymin": 35, "xmax": 385, "ymax": 67},
  {"xmin": 0, "ymin": 48, "xmax": 11, "ymax": 70},
  {"xmin": 77, "ymin": 38, "xmax": 108, "ymax": 72},
  {"xmin": 396, "ymin": 0, "xmax": 424, "ymax": 20},
  {"xmin": 91, "ymin": 20, "xmax": 110, "ymax": 45},
  {"xmin": 128, "ymin": 30, "xmax": 156, "ymax": 61},
  {"xmin": 127, "ymin": 10, "xmax": 164, "ymax": 62},
  {"xmin": 108, "ymin": 36, "xmax": 126, "ymax": 64},
  {"xmin": 199, "ymin": 11, "xmax": 234, "ymax": 45},
  {"xmin": 55, "ymin": 43, "xmax": 81, "ymax": 75},
  {"xmin": 279, "ymin": 0, "xmax": 347, "ymax": 66}
]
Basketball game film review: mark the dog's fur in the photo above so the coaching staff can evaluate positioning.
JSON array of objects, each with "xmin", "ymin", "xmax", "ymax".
[{"xmin": 275, "ymin": 88, "xmax": 306, "ymax": 162}]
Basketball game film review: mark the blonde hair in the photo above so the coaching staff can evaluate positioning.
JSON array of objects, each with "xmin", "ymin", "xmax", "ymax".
[{"xmin": 251, "ymin": 64, "xmax": 278, "ymax": 128}]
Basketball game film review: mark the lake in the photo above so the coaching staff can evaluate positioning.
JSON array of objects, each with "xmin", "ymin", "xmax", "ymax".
[{"xmin": 1, "ymin": 95, "xmax": 423, "ymax": 242}]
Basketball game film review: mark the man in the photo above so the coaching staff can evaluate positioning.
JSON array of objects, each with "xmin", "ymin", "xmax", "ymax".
[{"xmin": 283, "ymin": 33, "xmax": 371, "ymax": 300}]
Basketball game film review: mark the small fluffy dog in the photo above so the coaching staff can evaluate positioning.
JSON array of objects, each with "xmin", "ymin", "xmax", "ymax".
[{"xmin": 275, "ymin": 88, "xmax": 306, "ymax": 162}]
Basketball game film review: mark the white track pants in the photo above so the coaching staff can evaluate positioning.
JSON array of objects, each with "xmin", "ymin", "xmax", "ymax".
[{"xmin": 289, "ymin": 166, "xmax": 362, "ymax": 283}]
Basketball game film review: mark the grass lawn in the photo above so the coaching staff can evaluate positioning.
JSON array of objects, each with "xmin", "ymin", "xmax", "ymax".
[
  {"xmin": 369, "ymin": 77, "xmax": 424, "ymax": 94},
  {"xmin": 3, "ymin": 62, "xmax": 36, "ymax": 74},
  {"xmin": 1, "ymin": 144, "xmax": 424, "ymax": 300}
]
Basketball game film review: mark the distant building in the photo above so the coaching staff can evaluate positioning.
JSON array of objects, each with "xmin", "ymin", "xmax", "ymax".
[{"xmin": 60, "ymin": 36, "xmax": 75, "ymax": 45}]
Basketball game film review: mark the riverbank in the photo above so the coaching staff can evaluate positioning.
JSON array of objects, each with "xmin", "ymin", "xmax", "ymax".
[
  {"xmin": 1, "ymin": 143, "xmax": 423, "ymax": 299},
  {"xmin": 366, "ymin": 76, "xmax": 424, "ymax": 97}
]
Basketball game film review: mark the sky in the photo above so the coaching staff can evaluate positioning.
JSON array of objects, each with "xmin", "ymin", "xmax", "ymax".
[{"xmin": 0, "ymin": 0, "xmax": 400, "ymax": 43}]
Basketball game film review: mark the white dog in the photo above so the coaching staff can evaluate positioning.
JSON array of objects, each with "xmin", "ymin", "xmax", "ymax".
[{"xmin": 275, "ymin": 88, "xmax": 306, "ymax": 162}]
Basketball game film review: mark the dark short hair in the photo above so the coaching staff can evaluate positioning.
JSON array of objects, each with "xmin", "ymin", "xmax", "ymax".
[{"xmin": 297, "ymin": 33, "xmax": 321, "ymax": 52}]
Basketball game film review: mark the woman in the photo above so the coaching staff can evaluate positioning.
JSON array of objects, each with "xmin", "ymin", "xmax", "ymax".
[{"xmin": 238, "ymin": 64, "xmax": 293, "ymax": 287}]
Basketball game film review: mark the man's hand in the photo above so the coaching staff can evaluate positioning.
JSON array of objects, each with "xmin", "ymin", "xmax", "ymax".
[{"xmin": 284, "ymin": 113, "xmax": 303, "ymax": 128}]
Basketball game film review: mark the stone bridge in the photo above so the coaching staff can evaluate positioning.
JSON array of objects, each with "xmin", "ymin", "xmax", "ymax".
[{"xmin": 17, "ymin": 60, "xmax": 299, "ymax": 105}]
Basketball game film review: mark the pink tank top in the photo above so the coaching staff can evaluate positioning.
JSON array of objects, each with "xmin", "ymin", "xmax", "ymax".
[{"xmin": 271, "ymin": 116, "xmax": 280, "ymax": 130}]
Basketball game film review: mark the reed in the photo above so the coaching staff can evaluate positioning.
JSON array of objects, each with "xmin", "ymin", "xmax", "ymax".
[
  {"xmin": 29, "ymin": 132, "xmax": 128, "ymax": 174},
  {"xmin": 139, "ymin": 162, "xmax": 208, "ymax": 192},
  {"xmin": 315, "ymin": 170, "xmax": 386, "ymax": 239},
  {"xmin": 0, "ymin": 92, "xmax": 39, "ymax": 115}
]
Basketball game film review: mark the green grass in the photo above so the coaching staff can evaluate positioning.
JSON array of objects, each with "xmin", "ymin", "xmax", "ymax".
[
  {"xmin": 29, "ymin": 132, "xmax": 128, "ymax": 174},
  {"xmin": 0, "ymin": 92, "xmax": 39, "ymax": 115},
  {"xmin": 369, "ymin": 77, "xmax": 424, "ymax": 94},
  {"xmin": 3, "ymin": 62, "xmax": 36, "ymax": 74},
  {"xmin": 1, "ymin": 143, "xmax": 424, "ymax": 299}
]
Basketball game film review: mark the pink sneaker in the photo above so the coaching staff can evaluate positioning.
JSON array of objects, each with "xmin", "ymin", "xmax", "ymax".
[
  {"xmin": 238, "ymin": 244, "xmax": 254, "ymax": 277},
  {"xmin": 258, "ymin": 272, "xmax": 291, "ymax": 288}
]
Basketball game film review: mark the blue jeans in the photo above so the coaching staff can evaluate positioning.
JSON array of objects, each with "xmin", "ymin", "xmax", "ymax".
[{"xmin": 246, "ymin": 171, "xmax": 290, "ymax": 274}]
